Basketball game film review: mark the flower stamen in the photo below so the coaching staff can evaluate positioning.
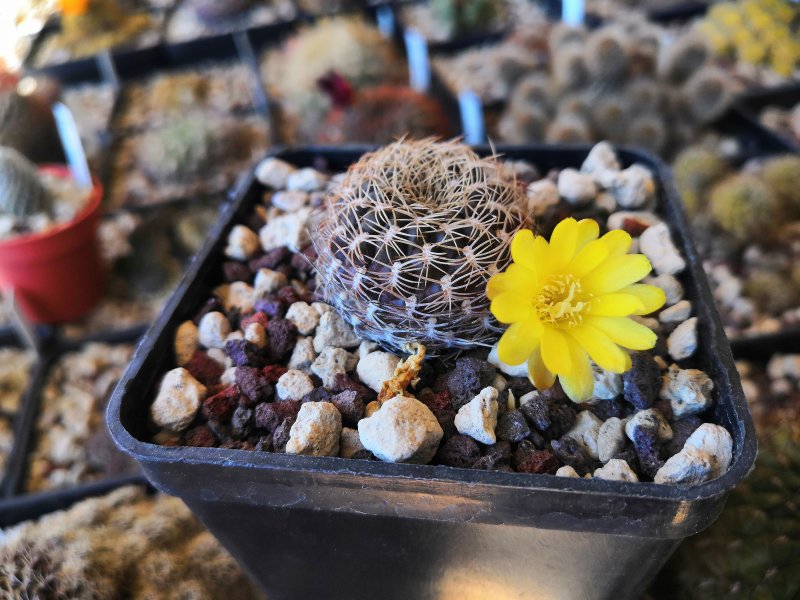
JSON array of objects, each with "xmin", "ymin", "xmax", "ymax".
[{"xmin": 536, "ymin": 274, "xmax": 588, "ymax": 327}]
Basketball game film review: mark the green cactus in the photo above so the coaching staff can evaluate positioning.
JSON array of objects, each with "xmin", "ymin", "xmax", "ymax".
[
  {"xmin": 138, "ymin": 115, "xmax": 220, "ymax": 183},
  {"xmin": 583, "ymin": 26, "xmax": 630, "ymax": 86},
  {"xmin": 545, "ymin": 113, "xmax": 592, "ymax": 144},
  {"xmin": 661, "ymin": 31, "xmax": 711, "ymax": 85},
  {"xmin": 744, "ymin": 269, "xmax": 800, "ymax": 315},
  {"xmin": 761, "ymin": 154, "xmax": 800, "ymax": 218},
  {"xmin": 683, "ymin": 66, "xmax": 732, "ymax": 124},
  {"xmin": 0, "ymin": 88, "xmax": 64, "ymax": 164},
  {"xmin": 430, "ymin": 0, "xmax": 502, "ymax": 38},
  {"xmin": 672, "ymin": 146, "xmax": 729, "ymax": 215},
  {"xmin": 0, "ymin": 146, "xmax": 53, "ymax": 218},
  {"xmin": 625, "ymin": 115, "xmax": 667, "ymax": 155},
  {"xmin": 709, "ymin": 174, "xmax": 781, "ymax": 242}
]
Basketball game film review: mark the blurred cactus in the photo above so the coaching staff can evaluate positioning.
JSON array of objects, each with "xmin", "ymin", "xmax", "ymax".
[
  {"xmin": 683, "ymin": 66, "xmax": 732, "ymax": 124},
  {"xmin": 317, "ymin": 84, "xmax": 452, "ymax": 144},
  {"xmin": 709, "ymin": 174, "xmax": 781, "ymax": 242},
  {"xmin": 660, "ymin": 31, "xmax": 711, "ymax": 85},
  {"xmin": 430, "ymin": 0, "xmax": 503, "ymax": 38},
  {"xmin": 697, "ymin": 0, "xmax": 800, "ymax": 78},
  {"xmin": 672, "ymin": 146, "xmax": 729, "ymax": 215},
  {"xmin": 583, "ymin": 26, "xmax": 629, "ymax": 87},
  {"xmin": 0, "ymin": 146, "xmax": 52, "ymax": 218},
  {"xmin": 625, "ymin": 115, "xmax": 667, "ymax": 155},
  {"xmin": 189, "ymin": 0, "xmax": 255, "ymax": 24},
  {"xmin": 58, "ymin": 0, "xmax": 151, "ymax": 57},
  {"xmin": 0, "ymin": 86, "xmax": 63, "ymax": 164},
  {"xmin": 761, "ymin": 154, "xmax": 800, "ymax": 218},
  {"xmin": 545, "ymin": 113, "xmax": 592, "ymax": 144},
  {"xmin": 744, "ymin": 269, "xmax": 800, "ymax": 315}
]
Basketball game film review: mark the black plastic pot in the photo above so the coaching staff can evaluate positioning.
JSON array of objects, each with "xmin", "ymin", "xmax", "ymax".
[
  {"xmin": 108, "ymin": 144, "xmax": 756, "ymax": 600},
  {"xmin": 735, "ymin": 83, "xmax": 800, "ymax": 152}
]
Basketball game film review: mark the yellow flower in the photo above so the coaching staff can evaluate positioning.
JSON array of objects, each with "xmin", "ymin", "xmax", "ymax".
[{"xmin": 487, "ymin": 218, "xmax": 666, "ymax": 403}]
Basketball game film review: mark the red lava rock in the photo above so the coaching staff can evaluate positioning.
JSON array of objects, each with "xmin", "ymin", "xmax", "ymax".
[
  {"xmin": 436, "ymin": 434, "xmax": 480, "ymax": 468},
  {"xmin": 301, "ymin": 387, "xmax": 332, "ymax": 403},
  {"xmin": 184, "ymin": 350, "xmax": 225, "ymax": 386},
  {"xmin": 513, "ymin": 442, "xmax": 559, "ymax": 474},
  {"xmin": 262, "ymin": 364, "xmax": 288, "ymax": 383},
  {"xmin": 250, "ymin": 246, "xmax": 292, "ymax": 271},
  {"xmin": 185, "ymin": 425, "xmax": 216, "ymax": 447},
  {"xmin": 330, "ymin": 389, "xmax": 365, "ymax": 426},
  {"xmin": 241, "ymin": 311, "xmax": 269, "ymax": 330},
  {"xmin": 236, "ymin": 366, "xmax": 273, "ymax": 404},
  {"xmin": 277, "ymin": 285, "xmax": 301, "ymax": 306},
  {"xmin": 225, "ymin": 339, "xmax": 267, "ymax": 368},
  {"xmin": 255, "ymin": 294, "xmax": 287, "ymax": 318},
  {"xmin": 330, "ymin": 373, "xmax": 375, "ymax": 403},
  {"xmin": 622, "ymin": 217, "xmax": 650, "ymax": 237},
  {"xmin": 223, "ymin": 261, "xmax": 252, "ymax": 283},
  {"xmin": 267, "ymin": 318, "xmax": 297, "ymax": 362},
  {"xmin": 202, "ymin": 386, "xmax": 239, "ymax": 421}
]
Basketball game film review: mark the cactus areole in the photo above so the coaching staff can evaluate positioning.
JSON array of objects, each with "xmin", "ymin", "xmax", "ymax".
[{"xmin": 310, "ymin": 139, "xmax": 530, "ymax": 351}]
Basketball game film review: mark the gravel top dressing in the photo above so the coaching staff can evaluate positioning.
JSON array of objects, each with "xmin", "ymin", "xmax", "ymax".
[{"xmin": 144, "ymin": 140, "xmax": 736, "ymax": 487}]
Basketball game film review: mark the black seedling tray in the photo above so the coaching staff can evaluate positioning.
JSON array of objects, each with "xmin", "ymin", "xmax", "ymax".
[
  {"xmin": 0, "ymin": 327, "xmax": 146, "ymax": 527},
  {"xmin": 109, "ymin": 144, "xmax": 756, "ymax": 600},
  {"xmin": 735, "ymin": 82, "xmax": 800, "ymax": 152}
]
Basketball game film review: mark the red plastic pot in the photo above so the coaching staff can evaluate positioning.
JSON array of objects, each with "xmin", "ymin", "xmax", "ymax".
[{"xmin": 0, "ymin": 165, "xmax": 105, "ymax": 323}]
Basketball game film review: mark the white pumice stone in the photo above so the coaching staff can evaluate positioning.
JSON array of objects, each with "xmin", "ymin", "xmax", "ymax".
[
  {"xmin": 659, "ymin": 300, "xmax": 692, "ymax": 323},
  {"xmin": 224, "ymin": 225, "xmax": 260, "ymax": 261},
  {"xmin": 174, "ymin": 320, "xmax": 199, "ymax": 366},
  {"xmin": 454, "ymin": 387, "xmax": 499, "ymax": 445},
  {"xmin": 271, "ymin": 190, "xmax": 309, "ymax": 212},
  {"xmin": 311, "ymin": 347, "xmax": 350, "ymax": 389},
  {"xmin": 259, "ymin": 208, "xmax": 311, "ymax": 252},
  {"xmin": 558, "ymin": 168, "xmax": 597, "ymax": 205},
  {"xmin": 660, "ymin": 365, "xmax": 714, "ymax": 418},
  {"xmin": 356, "ymin": 351, "xmax": 401, "ymax": 393},
  {"xmin": 255, "ymin": 157, "xmax": 296, "ymax": 189},
  {"xmin": 594, "ymin": 459, "xmax": 639, "ymax": 482},
  {"xmin": 667, "ymin": 317, "xmax": 698, "ymax": 361},
  {"xmin": 286, "ymin": 402, "xmax": 341, "ymax": 457},
  {"xmin": 645, "ymin": 274, "xmax": 684, "ymax": 305},
  {"xmin": 198, "ymin": 312, "xmax": 230, "ymax": 350},
  {"xmin": 254, "ymin": 268, "xmax": 289, "ymax": 297},
  {"xmin": 358, "ymin": 395, "xmax": 443, "ymax": 463},
  {"xmin": 285, "ymin": 301, "xmax": 320, "ymax": 336},
  {"xmin": 639, "ymin": 222, "xmax": 686, "ymax": 276},
  {"xmin": 275, "ymin": 369, "xmax": 315, "ymax": 401},
  {"xmin": 286, "ymin": 167, "xmax": 329, "ymax": 192},
  {"xmin": 487, "ymin": 343, "xmax": 528, "ymax": 377},
  {"xmin": 151, "ymin": 368, "xmax": 206, "ymax": 432}
]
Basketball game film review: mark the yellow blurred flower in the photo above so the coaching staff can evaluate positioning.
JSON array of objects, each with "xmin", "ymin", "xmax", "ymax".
[{"xmin": 487, "ymin": 218, "xmax": 665, "ymax": 403}]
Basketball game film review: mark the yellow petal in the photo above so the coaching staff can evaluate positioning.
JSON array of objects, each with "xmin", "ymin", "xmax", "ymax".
[
  {"xmin": 558, "ymin": 338, "xmax": 595, "ymax": 402},
  {"xmin": 574, "ymin": 219, "xmax": 600, "ymax": 253},
  {"xmin": 581, "ymin": 254, "xmax": 653, "ymax": 295},
  {"xmin": 540, "ymin": 326, "xmax": 573, "ymax": 377},
  {"xmin": 588, "ymin": 316, "xmax": 658, "ymax": 350},
  {"xmin": 620, "ymin": 284, "xmax": 666, "ymax": 315},
  {"xmin": 550, "ymin": 218, "xmax": 579, "ymax": 267},
  {"xmin": 487, "ymin": 264, "xmax": 538, "ymax": 300},
  {"xmin": 568, "ymin": 238, "xmax": 609, "ymax": 278},
  {"xmin": 497, "ymin": 318, "xmax": 543, "ymax": 365},
  {"xmin": 601, "ymin": 229, "xmax": 633, "ymax": 257},
  {"xmin": 527, "ymin": 342, "xmax": 556, "ymax": 390},
  {"xmin": 586, "ymin": 293, "xmax": 644, "ymax": 317},
  {"xmin": 568, "ymin": 324, "xmax": 631, "ymax": 373},
  {"xmin": 491, "ymin": 292, "xmax": 533, "ymax": 323},
  {"xmin": 510, "ymin": 229, "xmax": 538, "ymax": 276}
]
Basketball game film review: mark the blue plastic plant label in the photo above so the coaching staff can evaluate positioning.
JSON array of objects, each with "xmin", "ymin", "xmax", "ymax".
[
  {"xmin": 458, "ymin": 91, "xmax": 485, "ymax": 145},
  {"xmin": 404, "ymin": 29, "xmax": 431, "ymax": 93},
  {"xmin": 562, "ymin": 0, "xmax": 585, "ymax": 25},
  {"xmin": 53, "ymin": 101, "xmax": 92, "ymax": 191},
  {"xmin": 376, "ymin": 5, "xmax": 395, "ymax": 38}
]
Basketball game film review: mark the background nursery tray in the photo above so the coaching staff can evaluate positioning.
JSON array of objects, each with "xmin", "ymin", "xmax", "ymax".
[
  {"xmin": 0, "ymin": 327, "xmax": 146, "ymax": 527},
  {"xmin": 108, "ymin": 144, "xmax": 757, "ymax": 600},
  {"xmin": 735, "ymin": 82, "xmax": 800, "ymax": 153}
]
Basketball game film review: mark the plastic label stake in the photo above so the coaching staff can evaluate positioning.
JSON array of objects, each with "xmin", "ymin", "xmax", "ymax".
[
  {"xmin": 404, "ymin": 29, "xmax": 431, "ymax": 93},
  {"xmin": 376, "ymin": 5, "xmax": 395, "ymax": 38},
  {"xmin": 562, "ymin": 0, "xmax": 585, "ymax": 25},
  {"xmin": 459, "ymin": 91, "xmax": 485, "ymax": 145},
  {"xmin": 53, "ymin": 102, "xmax": 92, "ymax": 191},
  {"xmin": 2, "ymin": 290, "xmax": 40, "ymax": 354}
]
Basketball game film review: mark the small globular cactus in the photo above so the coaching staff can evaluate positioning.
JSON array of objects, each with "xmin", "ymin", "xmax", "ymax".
[
  {"xmin": 660, "ymin": 31, "xmax": 711, "ymax": 85},
  {"xmin": 683, "ymin": 66, "xmax": 732, "ymax": 124},
  {"xmin": 545, "ymin": 113, "xmax": 592, "ymax": 144},
  {"xmin": 761, "ymin": 154, "xmax": 800, "ymax": 218},
  {"xmin": 744, "ymin": 269, "xmax": 800, "ymax": 315},
  {"xmin": 709, "ymin": 174, "xmax": 781, "ymax": 242},
  {"xmin": 672, "ymin": 146, "xmax": 729, "ymax": 215},
  {"xmin": 625, "ymin": 115, "xmax": 667, "ymax": 155},
  {"xmin": 310, "ymin": 139, "xmax": 530, "ymax": 351},
  {"xmin": 0, "ymin": 86, "xmax": 63, "ymax": 164},
  {"xmin": 0, "ymin": 146, "xmax": 53, "ymax": 218},
  {"xmin": 583, "ymin": 26, "xmax": 630, "ymax": 87}
]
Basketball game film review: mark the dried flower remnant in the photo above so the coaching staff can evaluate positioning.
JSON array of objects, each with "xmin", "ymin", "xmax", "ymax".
[{"xmin": 487, "ymin": 218, "xmax": 665, "ymax": 402}]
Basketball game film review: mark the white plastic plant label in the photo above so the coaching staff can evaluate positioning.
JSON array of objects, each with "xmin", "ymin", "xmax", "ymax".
[{"xmin": 562, "ymin": 0, "xmax": 585, "ymax": 25}]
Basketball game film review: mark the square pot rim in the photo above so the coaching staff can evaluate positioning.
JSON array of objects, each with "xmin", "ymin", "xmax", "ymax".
[{"xmin": 107, "ymin": 142, "xmax": 758, "ymax": 507}]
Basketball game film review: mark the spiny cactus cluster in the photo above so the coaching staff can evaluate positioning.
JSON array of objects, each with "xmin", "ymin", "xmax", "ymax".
[
  {"xmin": 709, "ymin": 175, "xmax": 781, "ymax": 243},
  {"xmin": 310, "ymin": 139, "xmax": 530, "ymax": 352},
  {"xmin": 496, "ymin": 19, "xmax": 737, "ymax": 157},
  {"xmin": 0, "ymin": 486, "xmax": 261, "ymax": 600},
  {"xmin": 0, "ymin": 146, "xmax": 52, "ymax": 219},
  {"xmin": 696, "ymin": 0, "xmax": 800, "ymax": 78},
  {"xmin": 316, "ymin": 85, "xmax": 452, "ymax": 144},
  {"xmin": 672, "ymin": 146, "xmax": 729, "ymax": 216},
  {"xmin": 262, "ymin": 16, "xmax": 404, "ymax": 139}
]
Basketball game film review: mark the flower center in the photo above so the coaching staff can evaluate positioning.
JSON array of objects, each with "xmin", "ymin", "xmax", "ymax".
[{"xmin": 535, "ymin": 274, "xmax": 588, "ymax": 327}]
